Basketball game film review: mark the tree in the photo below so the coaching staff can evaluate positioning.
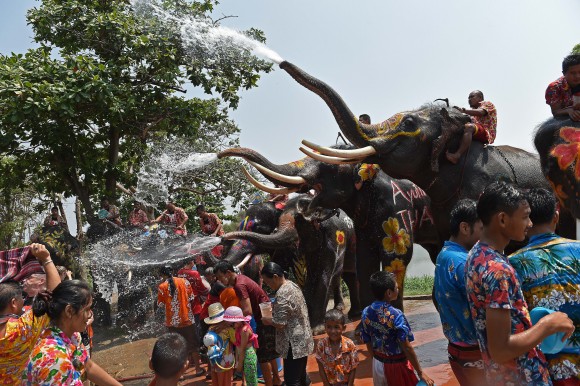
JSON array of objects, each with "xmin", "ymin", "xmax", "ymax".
[
  {"xmin": 0, "ymin": 0, "xmax": 271, "ymax": 225},
  {"xmin": 573, "ymin": 43, "xmax": 580, "ymax": 54}
]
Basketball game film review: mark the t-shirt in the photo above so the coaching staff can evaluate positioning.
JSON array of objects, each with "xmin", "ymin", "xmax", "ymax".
[
  {"xmin": 434, "ymin": 240, "xmax": 478, "ymax": 345},
  {"xmin": 0, "ymin": 310, "xmax": 49, "ymax": 385},
  {"xmin": 315, "ymin": 336, "xmax": 359, "ymax": 384},
  {"xmin": 472, "ymin": 100, "xmax": 497, "ymax": 144},
  {"xmin": 177, "ymin": 268, "xmax": 208, "ymax": 315},
  {"xmin": 510, "ymin": 233, "xmax": 580, "ymax": 383},
  {"xmin": 220, "ymin": 287, "xmax": 241, "ymax": 309},
  {"xmin": 465, "ymin": 241, "xmax": 551, "ymax": 385},
  {"xmin": 157, "ymin": 277, "xmax": 194, "ymax": 327},
  {"xmin": 546, "ymin": 76, "xmax": 574, "ymax": 108},
  {"xmin": 360, "ymin": 301, "xmax": 414, "ymax": 356},
  {"xmin": 233, "ymin": 274, "xmax": 269, "ymax": 321},
  {"xmin": 22, "ymin": 326, "xmax": 90, "ymax": 385}
]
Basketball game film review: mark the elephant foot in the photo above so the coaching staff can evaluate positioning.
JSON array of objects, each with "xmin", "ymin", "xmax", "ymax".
[{"xmin": 311, "ymin": 323, "xmax": 326, "ymax": 336}]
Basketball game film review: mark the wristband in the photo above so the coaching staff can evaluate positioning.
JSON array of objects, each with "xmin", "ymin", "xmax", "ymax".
[{"xmin": 42, "ymin": 259, "xmax": 53, "ymax": 267}]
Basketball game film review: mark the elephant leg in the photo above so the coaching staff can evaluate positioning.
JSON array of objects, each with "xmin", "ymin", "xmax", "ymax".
[
  {"xmin": 343, "ymin": 271, "xmax": 361, "ymax": 318},
  {"xmin": 331, "ymin": 271, "xmax": 345, "ymax": 312},
  {"xmin": 356, "ymin": 240, "xmax": 380, "ymax": 308},
  {"xmin": 304, "ymin": 275, "xmax": 331, "ymax": 336}
]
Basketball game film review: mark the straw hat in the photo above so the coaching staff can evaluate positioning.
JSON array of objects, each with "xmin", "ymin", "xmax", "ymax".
[
  {"xmin": 204, "ymin": 303, "xmax": 225, "ymax": 325},
  {"xmin": 223, "ymin": 306, "xmax": 251, "ymax": 323}
]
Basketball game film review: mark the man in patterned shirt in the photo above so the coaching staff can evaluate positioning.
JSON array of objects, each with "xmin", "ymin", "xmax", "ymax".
[
  {"xmin": 510, "ymin": 188, "xmax": 580, "ymax": 385},
  {"xmin": 545, "ymin": 54, "xmax": 580, "ymax": 121},
  {"xmin": 434, "ymin": 199, "xmax": 486, "ymax": 385},
  {"xmin": 465, "ymin": 182, "xmax": 574, "ymax": 385},
  {"xmin": 446, "ymin": 90, "xmax": 497, "ymax": 165}
]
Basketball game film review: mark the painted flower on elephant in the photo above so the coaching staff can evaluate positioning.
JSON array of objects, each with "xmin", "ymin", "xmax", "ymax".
[
  {"xmin": 376, "ymin": 113, "xmax": 404, "ymax": 135},
  {"xmin": 290, "ymin": 159, "xmax": 306, "ymax": 168},
  {"xmin": 550, "ymin": 127, "xmax": 580, "ymax": 180},
  {"xmin": 357, "ymin": 163, "xmax": 380, "ymax": 181},
  {"xmin": 382, "ymin": 217, "xmax": 411, "ymax": 255},
  {"xmin": 336, "ymin": 230, "xmax": 345, "ymax": 245},
  {"xmin": 385, "ymin": 258, "xmax": 406, "ymax": 289}
]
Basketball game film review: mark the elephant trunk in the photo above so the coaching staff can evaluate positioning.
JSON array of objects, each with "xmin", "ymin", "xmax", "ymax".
[
  {"xmin": 280, "ymin": 61, "xmax": 380, "ymax": 147},
  {"xmin": 224, "ymin": 227, "xmax": 298, "ymax": 249},
  {"xmin": 217, "ymin": 147, "xmax": 306, "ymax": 186}
]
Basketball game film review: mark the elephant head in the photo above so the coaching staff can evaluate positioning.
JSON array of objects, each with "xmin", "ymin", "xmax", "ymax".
[{"xmin": 535, "ymin": 119, "xmax": 580, "ymax": 219}]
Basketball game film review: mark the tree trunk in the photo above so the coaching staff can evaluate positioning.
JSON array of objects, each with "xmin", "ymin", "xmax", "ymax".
[
  {"xmin": 105, "ymin": 126, "xmax": 120, "ymax": 199},
  {"xmin": 75, "ymin": 198, "xmax": 84, "ymax": 240},
  {"xmin": 56, "ymin": 194, "xmax": 71, "ymax": 233}
]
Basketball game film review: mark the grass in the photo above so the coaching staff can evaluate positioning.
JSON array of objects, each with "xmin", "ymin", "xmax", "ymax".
[{"xmin": 404, "ymin": 275, "xmax": 434, "ymax": 296}]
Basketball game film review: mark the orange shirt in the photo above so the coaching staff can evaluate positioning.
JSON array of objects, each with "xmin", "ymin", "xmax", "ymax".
[
  {"xmin": 220, "ymin": 287, "xmax": 241, "ymax": 309},
  {"xmin": 157, "ymin": 277, "xmax": 194, "ymax": 327}
]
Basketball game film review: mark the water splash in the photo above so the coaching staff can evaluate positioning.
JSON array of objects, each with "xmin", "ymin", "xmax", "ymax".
[{"xmin": 131, "ymin": 0, "xmax": 284, "ymax": 64}]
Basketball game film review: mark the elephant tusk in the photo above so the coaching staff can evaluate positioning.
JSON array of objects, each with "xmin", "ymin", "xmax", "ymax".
[
  {"xmin": 236, "ymin": 253, "xmax": 253, "ymax": 269},
  {"xmin": 247, "ymin": 161, "xmax": 306, "ymax": 185},
  {"xmin": 301, "ymin": 140, "xmax": 376, "ymax": 158},
  {"xmin": 299, "ymin": 146, "xmax": 362, "ymax": 165},
  {"xmin": 241, "ymin": 167, "xmax": 299, "ymax": 194}
]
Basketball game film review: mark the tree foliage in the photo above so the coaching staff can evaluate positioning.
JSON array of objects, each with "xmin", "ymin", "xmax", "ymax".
[
  {"xmin": 0, "ymin": 0, "xmax": 271, "ymax": 225},
  {"xmin": 573, "ymin": 43, "xmax": 580, "ymax": 55}
]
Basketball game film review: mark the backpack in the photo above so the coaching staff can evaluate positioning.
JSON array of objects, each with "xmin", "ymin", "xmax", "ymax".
[{"xmin": 203, "ymin": 331, "xmax": 235, "ymax": 370}]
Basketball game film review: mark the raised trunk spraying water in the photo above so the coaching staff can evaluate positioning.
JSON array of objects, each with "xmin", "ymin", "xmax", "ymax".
[
  {"xmin": 279, "ymin": 61, "xmax": 381, "ymax": 147},
  {"xmin": 225, "ymin": 227, "xmax": 298, "ymax": 249}
]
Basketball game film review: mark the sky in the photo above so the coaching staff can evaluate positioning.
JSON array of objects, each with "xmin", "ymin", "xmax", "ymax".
[{"xmin": 1, "ymin": 0, "xmax": 580, "ymax": 246}]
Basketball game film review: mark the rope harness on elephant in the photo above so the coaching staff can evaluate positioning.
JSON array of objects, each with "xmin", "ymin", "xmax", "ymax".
[{"xmin": 494, "ymin": 147, "xmax": 518, "ymax": 185}]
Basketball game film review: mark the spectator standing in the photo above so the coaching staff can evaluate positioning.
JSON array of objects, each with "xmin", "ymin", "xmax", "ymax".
[
  {"xmin": 23, "ymin": 280, "xmax": 120, "ymax": 385},
  {"xmin": 0, "ymin": 244, "xmax": 61, "ymax": 384},
  {"xmin": 100, "ymin": 198, "xmax": 123, "ymax": 227},
  {"xmin": 128, "ymin": 201, "xmax": 150, "ymax": 229},
  {"xmin": 261, "ymin": 262, "xmax": 314, "ymax": 386},
  {"xmin": 154, "ymin": 202, "xmax": 189, "ymax": 235},
  {"xmin": 214, "ymin": 261, "xmax": 282, "ymax": 386},
  {"xmin": 510, "ymin": 188, "xmax": 580, "ymax": 385},
  {"xmin": 465, "ymin": 182, "xmax": 574, "ymax": 385},
  {"xmin": 43, "ymin": 207, "xmax": 67, "ymax": 228},
  {"xmin": 224, "ymin": 306, "xmax": 259, "ymax": 386},
  {"xmin": 434, "ymin": 199, "xmax": 487, "ymax": 385},
  {"xmin": 197, "ymin": 205, "xmax": 224, "ymax": 237},
  {"xmin": 148, "ymin": 333, "xmax": 190, "ymax": 386}
]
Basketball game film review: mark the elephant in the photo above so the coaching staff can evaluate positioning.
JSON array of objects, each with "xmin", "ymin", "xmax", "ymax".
[
  {"xmin": 276, "ymin": 60, "xmax": 576, "ymax": 243},
  {"xmin": 534, "ymin": 118, "xmax": 580, "ymax": 219},
  {"xmin": 218, "ymin": 147, "xmax": 439, "ymax": 311},
  {"xmin": 220, "ymin": 195, "xmax": 359, "ymax": 333}
]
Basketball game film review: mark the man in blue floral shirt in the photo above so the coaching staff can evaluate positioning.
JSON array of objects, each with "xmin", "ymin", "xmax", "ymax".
[
  {"xmin": 510, "ymin": 188, "xmax": 580, "ymax": 385},
  {"xmin": 434, "ymin": 199, "xmax": 486, "ymax": 385},
  {"xmin": 465, "ymin": 182, "xmax": 574, "ymax": 385}
]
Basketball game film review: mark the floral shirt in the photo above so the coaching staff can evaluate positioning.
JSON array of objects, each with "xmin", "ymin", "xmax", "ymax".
[
  {"xmin": 546, "ymin": 76, "xmax": 574, "ymax": 108},
  {"xmin": 472, "ymin": 100, "xmax": 497, "ymax": 144},
  {"xmin": 434, "ymin": 241, "xmax": 477, "ymax": 345},
  {"xmin": 177, "ymin": 268, "xmax": 209, "ymax": 315},
  {"xmin": 128, "ymin": 209, "xmax": 149, "ymax": 227},
  {"xmin": 22, "ymin": 326, "xmax": 90, "ymax": 385},
  {"xmin": 157, "ymin": 277, "xmax": 194, "ymax": 327},
  {"xmin": 0, "ymin": 310, "xmax": 49, "ymax": 385},
  {"xmin": 510, "ymin": 233, "xmax": 580, "ymax": 383},
  {"xmin": 199, "ymin": 213, "xmax": 223, "ymax": 236},
  {"xmin": 360, "ymin": 301, "xmax": 414, "ymax": 356},
  {"xmin": 314, "ymin": 336, "xmax": 359, "ymax": 384},
  {"xmin": 160, "ymin": 207, "xmax": 188, "ymax": 230},
  {"xmin": 272, "ymin": 280, "xmax": 314, "ymax": 359},
  {"xmin": 465, "ymin": 241, "xmax": 551, "ymax": 385}
]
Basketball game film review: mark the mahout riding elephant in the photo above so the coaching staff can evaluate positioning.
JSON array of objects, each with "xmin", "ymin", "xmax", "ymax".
[
  {"xmin": 535, "ymin": 118, "xmax": 580, "ymax": 219},
  {"xmin": 218, "ymin": 147, "xmax": 439, "ymax": 310},
  {"xmin": 221, "ymin": 195, "xmax": 358, "ymax": 333},
  {"xmin": 276, "ymin": 61, "xmax": 576, "ymax": 242}
]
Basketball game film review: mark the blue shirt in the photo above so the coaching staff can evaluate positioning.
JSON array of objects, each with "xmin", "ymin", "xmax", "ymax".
[
  {"xmin": 360, "ymin": 301, "xmax": 414, "ymax": 356},
  {"xmin": 434, "ymin": 240, "xmax": 477, "ymax": 345},
  {"xmin": 510, "ymin": 233, "xmax": 580, "ymax": 383}
]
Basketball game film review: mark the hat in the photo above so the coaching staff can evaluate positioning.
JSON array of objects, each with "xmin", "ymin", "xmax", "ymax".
[
  {"xmin": 204, "ymin": 303, "xmax": 225, "ymax": 325},
  {"xmin": 223, "ymin": 306, "xmax": 251, "ymax": 323}
]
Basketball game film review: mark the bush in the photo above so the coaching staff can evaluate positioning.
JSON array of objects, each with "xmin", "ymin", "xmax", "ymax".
[{"xmin": 404, "ymin": 275, "xmax": 434, "ymax": 296}]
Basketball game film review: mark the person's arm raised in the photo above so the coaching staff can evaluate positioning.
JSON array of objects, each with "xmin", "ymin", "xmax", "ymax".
[
  {"xmin": 29, "ymin": 243, "xmax": 60, "ymax": 291},
  {"xmin": 487, "ymin": 308, "xmax": 574, "ymax": 364}
]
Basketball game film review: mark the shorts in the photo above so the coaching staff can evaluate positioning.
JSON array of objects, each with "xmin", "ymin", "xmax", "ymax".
[
  {"xmin": 168, "ymin": 324, "xmax": 200, "ymax": 354},
  {"xmin": 256, "ymin": 320, "xmax": 278, "ymax": 363},
  {"xmin": 472, "ymin": 123, "xmax": 489, "ymax": 143},
  {"xmin": 447, "ymin": 343, "xmax": 486, "ymax": 386}
]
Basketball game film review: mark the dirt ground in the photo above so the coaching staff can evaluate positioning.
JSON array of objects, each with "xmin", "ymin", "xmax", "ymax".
[{"xmin": 93, "ymin": 299, "xmax": 459, "ymax": 385}]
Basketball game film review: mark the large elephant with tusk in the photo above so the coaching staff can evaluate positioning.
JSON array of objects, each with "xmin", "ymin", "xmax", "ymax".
[
  {"xmin": 535, "ymin": 119, "xmax": 580, "ymax": 219},
  {"xmin": 275, "ymin": 61, "xmax": 576, "ymax": 242},
  {"xmin": 218, "ymin": 147, "xmax": 439, "ymax": 310}
]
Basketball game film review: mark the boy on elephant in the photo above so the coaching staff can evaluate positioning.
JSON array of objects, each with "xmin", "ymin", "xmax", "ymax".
[
  {"xmin": 446, "ymin": 90, "xmax": 497, "ymax": 164},
  {"xmin": 545, "ymin": 53, "xmax": 580, "ymax": 121}
]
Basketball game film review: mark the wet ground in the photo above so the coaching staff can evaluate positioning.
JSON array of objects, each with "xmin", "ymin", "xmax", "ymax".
[{"xmin": 93, "ymin": 299, "xmax": 459, "ymax": 385}]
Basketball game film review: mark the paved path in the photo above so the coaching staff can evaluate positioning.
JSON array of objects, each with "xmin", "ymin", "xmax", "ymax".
[{"xmin": 95, "ymin": 299, "xmax": 459, "ymax": 385}]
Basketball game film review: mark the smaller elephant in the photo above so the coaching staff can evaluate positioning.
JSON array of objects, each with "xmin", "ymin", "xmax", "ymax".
[{"xmin": 223, "ymin": 195, "xmax": 359, "ymax": 333}]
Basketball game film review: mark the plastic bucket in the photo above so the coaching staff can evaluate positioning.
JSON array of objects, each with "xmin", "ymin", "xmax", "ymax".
[{"xmin": 529, "ymin": 307, "xmax": 567, "ymax": 354}]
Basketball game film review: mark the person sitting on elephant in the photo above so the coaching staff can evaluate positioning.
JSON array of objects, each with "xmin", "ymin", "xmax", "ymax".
[
  {"xmin": 99, "ymin": 198, "xmax": 123, "ymax": 227},
  {"xmin": 359, "ymin": 113, "xmax": 371, "ymax": 124},
  {"xmin": 546, "ymin": 53, "xmax": 580, "ymax": 121},
  {"xmin": 127, "ymin": 201, "xmax": 149, "ymax": 229},
  {"xmin": 43, "ymin": 207, "xmax": 67, "ymax": 228},
  {"xmin": 196, "ymin": 205, "xmax": 224, "ymax": 237},
  {"xmin": 153, "ymin": 202, "xmax": 189, "ymax": 235},
  {"xmin": 446, "ymin": 90, "xmax": 497, "ymax": 164}
]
